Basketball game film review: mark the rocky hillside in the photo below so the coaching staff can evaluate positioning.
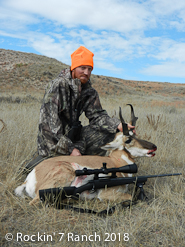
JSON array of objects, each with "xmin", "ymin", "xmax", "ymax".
[{"xmin": 0, "ymin": 48, "xmax": 185, "ymax": 100}]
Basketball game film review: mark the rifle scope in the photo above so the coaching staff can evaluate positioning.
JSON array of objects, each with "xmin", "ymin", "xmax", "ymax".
[{"xmin": 75, "ymin": 163, "xmax": 138, "ymax": 176}]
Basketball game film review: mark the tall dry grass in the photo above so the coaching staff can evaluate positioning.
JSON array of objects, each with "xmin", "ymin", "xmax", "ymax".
[{"xmin": 0, "ymin": 94, "xmax": 184, "ymax": 247}]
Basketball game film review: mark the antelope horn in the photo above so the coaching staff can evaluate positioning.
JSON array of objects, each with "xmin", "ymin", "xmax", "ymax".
[
  {"xmin": 127, "ymin": 104, "xmax": 138, "ymax": 127},
  {"xmin": 119, "ymin": 107, "xmax": 129, "ymax": 136}
]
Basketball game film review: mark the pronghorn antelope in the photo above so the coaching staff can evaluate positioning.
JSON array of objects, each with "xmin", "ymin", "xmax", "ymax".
[{"xmin": 15, "ymin": 105, "xmax": 157, "ymax": 205}]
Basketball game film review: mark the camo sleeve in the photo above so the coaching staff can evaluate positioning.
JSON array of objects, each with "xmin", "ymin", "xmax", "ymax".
[
  {"xmin": 83, "ymin": 88, "xmax": 121, "ymax": 133},
  {"xmin": 37, "ymin": 80, "xmax": 75, "ymax": 156}
]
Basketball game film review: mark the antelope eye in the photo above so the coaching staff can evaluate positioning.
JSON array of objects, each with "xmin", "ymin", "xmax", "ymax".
[{"xmin": 125, "ymin": 138, "xmax": 132, "ymax": 144}]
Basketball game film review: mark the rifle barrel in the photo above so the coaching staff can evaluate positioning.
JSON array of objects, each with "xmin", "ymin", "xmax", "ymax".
[{"xmin": 144, "ymin": 173, "xmax": 182, "ymax": 178}]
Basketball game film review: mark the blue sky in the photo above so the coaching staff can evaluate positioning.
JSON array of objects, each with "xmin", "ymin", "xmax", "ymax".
[{"xmin": 0, "ymin": 0, "xmax": 185, "ymax": 83}]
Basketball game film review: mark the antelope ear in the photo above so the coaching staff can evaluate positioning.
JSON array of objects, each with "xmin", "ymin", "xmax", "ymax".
[{"xmin": 101, "ymin": 133, "xmax": 123, "ymax": 151}]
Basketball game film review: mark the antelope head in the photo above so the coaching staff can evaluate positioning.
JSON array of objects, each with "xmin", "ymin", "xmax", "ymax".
[{"xmin": 102, "ymin": 104, "xmax": 157, "ymax": 158}]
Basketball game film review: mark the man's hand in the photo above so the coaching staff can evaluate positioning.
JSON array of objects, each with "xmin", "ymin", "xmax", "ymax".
[
  {"xmin": 70, "ymin": 148, "xmax": 82, "ymax": 156},
  {"xmin": 117, "ymin": 123, "xmax": 136, "ymax": 134}
]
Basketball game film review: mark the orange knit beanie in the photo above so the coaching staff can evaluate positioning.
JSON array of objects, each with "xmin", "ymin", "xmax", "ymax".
[{"xmin": 71, "ymin": 46, "xmax": 94, "ymax": 70}]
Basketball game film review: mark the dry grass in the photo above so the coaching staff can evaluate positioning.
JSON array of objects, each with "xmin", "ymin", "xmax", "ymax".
[{"xmin": 0, "ymin": 94, "xmax": 185, "ymax": 247}]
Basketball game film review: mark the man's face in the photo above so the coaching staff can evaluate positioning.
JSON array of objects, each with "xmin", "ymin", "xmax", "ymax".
[{"xmin": 72, "ymin": 65, "xmax": 93, "ymax": 84}]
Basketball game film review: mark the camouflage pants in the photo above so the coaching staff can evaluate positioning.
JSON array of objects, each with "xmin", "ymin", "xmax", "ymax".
[{"xmin": 24, "ymin": 126, "xmax": 116, "ymax": 172}]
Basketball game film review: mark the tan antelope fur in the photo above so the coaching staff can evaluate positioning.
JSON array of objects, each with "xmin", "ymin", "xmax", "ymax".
[{"xmin": 15, "ymin": 105, "xmax": 157, "ymax": 205}]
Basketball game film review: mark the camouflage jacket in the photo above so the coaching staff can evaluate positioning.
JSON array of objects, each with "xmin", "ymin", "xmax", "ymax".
[{"xmin": 37, "ymin": 68, "xmax": 120, "ymax": 156}]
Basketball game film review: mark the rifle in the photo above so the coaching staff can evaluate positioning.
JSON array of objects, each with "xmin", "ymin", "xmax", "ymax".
[{"xmin": 39, "ymin": 163, "xmax": 182, "ymax": 209}]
